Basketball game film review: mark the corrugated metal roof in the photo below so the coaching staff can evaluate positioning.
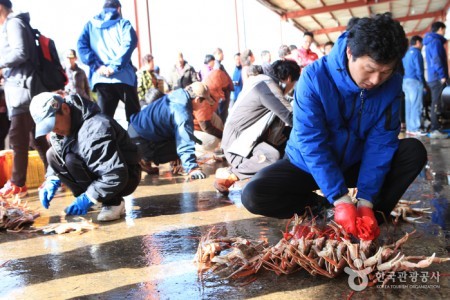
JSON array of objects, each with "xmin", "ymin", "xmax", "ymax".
[{"xmin": 256, "ymin": 0, "xmax": 449, "ymax": 46}]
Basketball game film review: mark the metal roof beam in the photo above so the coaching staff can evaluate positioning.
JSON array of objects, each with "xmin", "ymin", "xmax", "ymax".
[
  {"xmin": 284, "ymin": 0, "xmax": 394, "ymax": 19},
  {"xmin": 312, "ymin": 11, "xmax": 443, "ymax": 35}
]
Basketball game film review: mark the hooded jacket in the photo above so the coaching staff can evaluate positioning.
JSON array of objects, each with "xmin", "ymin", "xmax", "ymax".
[
  {"xmin": 423, "ymin": 32, "xmax": 448, "ymax": 83},
  {"xmin": 49, "ymin": 95, "xmax": 140, "ymax": 202},
  {"xmin": 285, "ymin": 31, "xmax": 401, "ymax": 204},
  {"xmin": 129, "ymin": 88, "xmax": 199, "ymax": 172},
  {"xmin": 77, "ymin": 8, "xmax": 138, "ymax": 89},
  {"xmin": 0, "ymin": 13, "xmax": 45, "ymax": 116}
]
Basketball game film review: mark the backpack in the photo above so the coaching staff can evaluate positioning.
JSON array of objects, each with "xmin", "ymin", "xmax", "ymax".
[{"xmin": 26, "ymin": 24, "xmax": 68, "ymax": 91}]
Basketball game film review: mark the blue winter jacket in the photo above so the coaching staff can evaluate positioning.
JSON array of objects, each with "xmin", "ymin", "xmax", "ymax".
[
  {"xmin": 402, "ymin": 46, "xmax": 425, "ymax": 83},
  {"xmin": 285, "ymin": 31, "xmax": 401, "ymax": 204},
  {"xmin": 423, "ymin": 32, "xmax": 448, "ymax": 83},
  {"xmin": 77, "ymin": 8, "xmax": 138, "ymax": 89},
  {"xmin": 129, "ymin": 89, "xmax": 199, "ymax": 173}
]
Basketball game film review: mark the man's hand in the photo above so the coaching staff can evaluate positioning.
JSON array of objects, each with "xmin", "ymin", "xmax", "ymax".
[
  {"xmin": 39, "ymin": 176, "xmax": 61, "ymax": 209},
  {"xmin": 97, "ymin": 65, "xmax": 114, "ymax": 77},
  {"xmin": 189, "ymin": 168, "xmax": 206, "ymax": 180},
  {"xmin": 334, "ymin": 195, "xmax": 357, "ymax": 236},
  {"xmin": 64, "ymin": 193, "xmax": 94, "ymax": 215},
  {"xmin": 356, "ymin": 199, "xmax": 380, "ymax": 240}
]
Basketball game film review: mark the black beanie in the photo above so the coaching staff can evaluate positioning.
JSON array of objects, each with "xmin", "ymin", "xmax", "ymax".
[
  {"xmin": 104, "ymin": 0, "xmax": 121, "ymax": 8},
  {"xmin": 0, "ymin": 0, "xmax": 12, "ymax": 9}
]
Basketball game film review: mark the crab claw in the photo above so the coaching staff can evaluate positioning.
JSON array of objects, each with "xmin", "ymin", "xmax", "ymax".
[
  {"xmin": 411, "ymin": 207, "xmax": 432, "ymax": 214},
  {"xmin": 404, "ymin": 216, "xmax": 425, "ymax": 223},
  {"xmin": 398, "ymin": 200, "xmax": 421, "ymax": 205}
]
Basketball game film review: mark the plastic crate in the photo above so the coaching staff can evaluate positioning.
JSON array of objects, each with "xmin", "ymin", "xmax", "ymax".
[{"xmin": 0, "ymin": 149, "xmax": 45, "ymax": 188}]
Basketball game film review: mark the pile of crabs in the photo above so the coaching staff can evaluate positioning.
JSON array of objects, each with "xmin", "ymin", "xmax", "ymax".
[
  {"xmin": 195, "ymin": 200, "xmax": 448, "ymax": 287},
  {"xmin": 0, "ymin": 198, "xmax": 39, "ymax": 232},
  {"xmin": 1, "ymin": 198, "xmax": 97, "ymax": 234}
]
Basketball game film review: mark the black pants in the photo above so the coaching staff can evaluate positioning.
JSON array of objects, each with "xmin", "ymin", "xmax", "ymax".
[
  {"xmin": 0, "ymin": 112, "xmax": 10, "ymax": 150},
  {"xmin": 47, "ymin": 148, "xmax": 141, "ymax": 206},
  {"xmin": 9, "ymin": 112, "xmax": 49, "ymax": 186},
  {"xmin": 128, "ymin": 125, "xmax": 179, "ymax": 164},
  {"xmin": 241, "ymin": 138, "xmax": 427, "ymax": 223},
  {"xmin": 428, "ymin": 80, "xmax": 446, "ymax": 131},
  {"xmin": 95, "ymin": 83, "xmax": 140, "ymax": 122}
]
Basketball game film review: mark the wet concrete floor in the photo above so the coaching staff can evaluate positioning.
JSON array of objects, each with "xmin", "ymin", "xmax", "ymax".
[{"xmin": 1, "ymin": 134, "xmax": 450, "ymax": 300}]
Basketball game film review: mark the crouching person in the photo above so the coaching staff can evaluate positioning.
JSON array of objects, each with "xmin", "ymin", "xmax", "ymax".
[
  {"xmin": 31, "ymin": 93, "xmax": 141, "ymax": 222},
  {"xmin": 128, "ymin": 82, "xmax": 208, "ymax": 180},
  {"xmin": 214, "ymin": 60, "xmax": 300, "ymax": 195}
]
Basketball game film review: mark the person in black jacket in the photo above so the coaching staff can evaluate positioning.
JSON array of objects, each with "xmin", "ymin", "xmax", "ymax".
[{"xmin": 30, "ymin": 92, "xmax": 141, "ymax": 222}]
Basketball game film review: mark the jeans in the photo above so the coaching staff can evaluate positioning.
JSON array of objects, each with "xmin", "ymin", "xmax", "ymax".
[
  {"xmin": 402, "ymin": 78, "xmax": 423, "ymax": 132},
  {"xmin": 241, "ymin": 138, "xmax": 427, "ymax": 224},
  {"xmin": 427, "ymin": 80, "xmax": 446, "ymax": 131}
]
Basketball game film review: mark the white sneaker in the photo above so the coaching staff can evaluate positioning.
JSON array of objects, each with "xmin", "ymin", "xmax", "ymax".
[
  {"xmin": 429, "ymin": 130, "xmax": 448, "ymax": 139},
  {"xmin": 97, "ymin": 201, "xmax": 125, "ymax": 222},
  {"xmin": 406, "ymin": 130, "xmax": 427, "ymax": 137}
]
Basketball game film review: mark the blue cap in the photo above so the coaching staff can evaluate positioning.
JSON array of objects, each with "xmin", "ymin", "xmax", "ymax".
[{"xmin": 30, "ymin": 92, "xmax": 64, "ymax": 137}]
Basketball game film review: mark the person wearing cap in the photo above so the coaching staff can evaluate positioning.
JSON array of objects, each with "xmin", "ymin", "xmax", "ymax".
[
  {"xmin": 0, "ymin": 0, "xmax": 50, "ymax": 199},
  {"xmin": 30, "ymin": 92, "xmax": 141, "ymax": 221},
  {"xmin": 77, "ymin": 0, "xmax": 140, "ymax": 121},
  {"xmin": 214, "ymin": 60, "xmax": 300, "ymax": 195},
  {"xmin": 204, "ymin": 68, "xmax": 233, "ymax": 124},
  {"xmin": 128, "ymin": 82, "xmax": 208, "ymax": 179},
  {"xmin": 64, "ymin": 49, "xmax": 91, "ymax": 100}
]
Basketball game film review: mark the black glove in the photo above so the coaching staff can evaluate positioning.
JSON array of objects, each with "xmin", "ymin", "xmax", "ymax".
[{"xmin": 189, "ymin": 168, "xmax": 206, "ymax": 180}]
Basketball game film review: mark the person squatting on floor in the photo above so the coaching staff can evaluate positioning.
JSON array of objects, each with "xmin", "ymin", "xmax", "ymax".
[
  {"xmin": 127, "ymin": 82, "xmax": 210, "ymax": 180},
  {"xmin": 241, "ymin": 13, "xmax": 428, "ymax": 241},
  {"xmin": 214, "ymin": 60, "xmax": 300, "ymax": 195},
  {"xmin": 31, "ymin": 93, "xmax": 141, "ymax": 222}
]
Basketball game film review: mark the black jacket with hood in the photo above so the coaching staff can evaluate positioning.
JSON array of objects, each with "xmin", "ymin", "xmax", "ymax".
[{"xmin": 49, "ymin": 95, "xmax": 140, "ymax": 202}]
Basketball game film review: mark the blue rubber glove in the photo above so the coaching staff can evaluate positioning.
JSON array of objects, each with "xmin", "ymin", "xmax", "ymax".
[
  {"xmin": 39, "ymin": 176, "xmax": 61, "ymax": 209},
  {"xmin": 64, "ymin": 193, "xmax": 94, "ymax": 215}
]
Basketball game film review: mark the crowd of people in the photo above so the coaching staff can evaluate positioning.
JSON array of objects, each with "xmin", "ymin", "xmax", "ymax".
[{"xmin": 0, "ymin": 0, "xmax": 447, "ymax": 240}]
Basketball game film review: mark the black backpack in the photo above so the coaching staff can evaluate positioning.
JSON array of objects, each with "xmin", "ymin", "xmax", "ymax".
[{"xmin": 26, "ymin": 24, "xmax": 68, "ymax": 91}]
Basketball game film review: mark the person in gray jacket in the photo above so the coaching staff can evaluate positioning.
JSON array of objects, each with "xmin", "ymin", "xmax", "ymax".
[
  {"xmin": 214, "ymin": 60, "xmax": 300, "ymax": 195},
  {"xmin": 30, "ymin": 92, "xmax": 141, "ymax": 222},
  {"xmin": 0, "ymin": 0, "xmax": 49, "ymax": 199}
]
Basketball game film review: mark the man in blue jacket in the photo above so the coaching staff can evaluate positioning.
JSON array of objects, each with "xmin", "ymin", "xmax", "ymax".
[
  {"xmin": 423, "ymin": 21, "xmax": 448, "ymax": 139},
  {"xmin": 128, "ymin": 82, "xmax": 209, "ymax": 180},
  {"xmin": 402, "ymin": 36, "xmax": 426, "ymax": 136},
  {"xmin": 241, "ymin": 13, "xmax": 427, "ymax": 241},
  {"xmin": 77, "ymin": 0, "xmax": 139, "ymax": 121}
]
